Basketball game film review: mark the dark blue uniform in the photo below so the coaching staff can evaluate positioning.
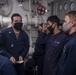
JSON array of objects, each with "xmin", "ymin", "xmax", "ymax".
[
  {"xmin": 0, "ymin": 27, "xmax": 29, "ymax": 75},
  {"xmin": 0, "ymin": 55, "xmax": 17, "ymax": 75},
  {"xmin": 25, "ymin": 32, "xmax": 46, "ymax": 75},
  {"xmin": 33, "ymin": 36, "xmax": 45, "ymax": 59},
  {"xmin": 58, "ymin": 32, "xmax": 76, "ymax": 75},
  {"xmin": 39, "ymin": 31, "xmax": 67, "ymax": 75}
]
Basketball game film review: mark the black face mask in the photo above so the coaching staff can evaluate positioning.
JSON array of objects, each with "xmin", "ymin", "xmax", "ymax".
[
  {"xmin": 46, "ymin": 26, "xmax": 54, "ymax": 34},
  {"xmin": 14, "ymin": 23, "xmax": 23, "ymax": 30}
]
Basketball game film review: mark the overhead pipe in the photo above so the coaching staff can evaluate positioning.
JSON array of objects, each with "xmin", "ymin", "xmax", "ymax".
[{"xmin": 0, "ymin": 15, "xmax": 11, "ymax": 28}]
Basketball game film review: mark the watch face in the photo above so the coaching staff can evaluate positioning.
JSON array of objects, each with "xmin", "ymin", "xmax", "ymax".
[
  {"xmin": 70, "ymin": 2, "xmax": 75, "ymax": 10},
  {"xmin": 64, "ymin": 3, "xmax": 68, "ymax": 11},
  {"xmin": 59, "ymin": 4, "xmax": 62, "ymax": 11}
]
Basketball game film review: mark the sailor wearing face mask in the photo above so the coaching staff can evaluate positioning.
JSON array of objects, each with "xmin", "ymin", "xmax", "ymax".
[
  {"xmin": 0, "ymin": 13, "xmax": 29, "ymax": 75},
  {"xmin": 58, "ymin": 11, "xmax": 76, "ymax": 75},
  {"xmin": 38, "ymin": 15, "xmax": 67, "ymax": 75}
]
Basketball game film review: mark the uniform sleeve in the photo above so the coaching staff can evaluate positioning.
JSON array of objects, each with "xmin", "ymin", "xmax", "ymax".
[
  {"xmin": 20, "ymin": 33, "xmax": 30, "ymax": 58},
  {"xmin": 37, "ymin": 32, "xmax": 49, "ymax": 44},
  {"xmin": 0, "ymin": 31, "xmax": 12, "ymax": 58},
  {"xmin": 2, "ymin": 58, "xmax": 17, "ymax": 75},
  {"xmin": 60, "ymin": 44, "xmax": 76, "ymax": 75}
]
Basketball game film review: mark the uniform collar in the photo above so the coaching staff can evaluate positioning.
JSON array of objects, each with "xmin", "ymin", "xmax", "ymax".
[
  {"xmin": 69, "ymin": 32, "xmax": 76, "ymax": 39},
  {"xmin": 53, "ymin": 30, "xmax": 63, "ymax": 36}
]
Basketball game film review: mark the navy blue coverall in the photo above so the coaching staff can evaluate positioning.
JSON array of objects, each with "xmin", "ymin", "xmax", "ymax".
[
  {"xmin": 25, "ymin": 31, "xmax": 46, "ymax": 75},
  {"xmin": 38, "ymin": 31, "xmax": 67, "ymax": 75},
  {"xmin": 58, "ymin": 32, "xmax": 76, "ymax": 75},
  {"xmin": 0, "ymin": 27, "xmax": 29, "ymax": 75},
  {"xmin": 0, "ymin": 55, "xmax": 17, "ymax": 75}
]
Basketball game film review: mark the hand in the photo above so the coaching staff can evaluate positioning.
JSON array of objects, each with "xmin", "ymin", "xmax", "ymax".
[
  {"xmin": 19, "ymin": 56, "xmax": 23, "ymax": 61},
  {"xmin": 42, "ymin": 23, "xmax": 48, "ymax": 32},
  {"xmin": 10, "ymin": 57, "xmax": 16, "ymax": 64}
]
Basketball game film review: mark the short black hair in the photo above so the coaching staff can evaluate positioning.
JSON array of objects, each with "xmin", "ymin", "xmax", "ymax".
[
  {"xmin": 47, "ymin": 15, "xmax": 60, "ymax": 26},
  {"xmin": 11, "ymin": 13, "xmax": 22, "ymax": 22}
]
